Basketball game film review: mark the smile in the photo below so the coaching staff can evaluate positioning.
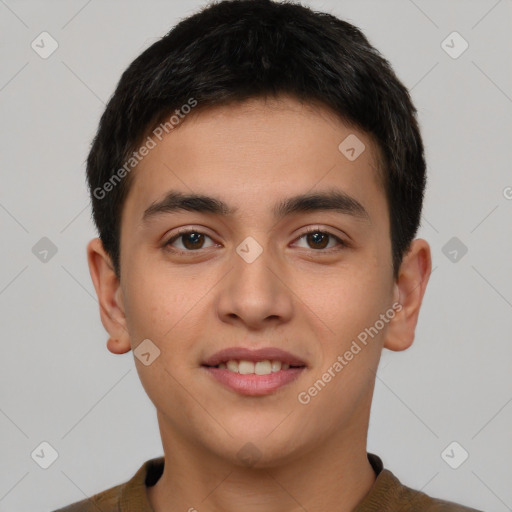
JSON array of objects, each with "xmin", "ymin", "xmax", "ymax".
[{"xmin": 201, "ymin": 346, "xmax": 307, "ymax": 396}]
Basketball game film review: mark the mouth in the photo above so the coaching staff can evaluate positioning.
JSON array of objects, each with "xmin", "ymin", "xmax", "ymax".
[{"xmin": 201, "ymin": 347, "xmax": 307, "ymax": 396}]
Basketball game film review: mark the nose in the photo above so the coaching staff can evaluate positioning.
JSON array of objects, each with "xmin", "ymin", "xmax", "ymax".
[{"xmin": 215, "ymin": 239, "xmax": 294, "ymax": 330}]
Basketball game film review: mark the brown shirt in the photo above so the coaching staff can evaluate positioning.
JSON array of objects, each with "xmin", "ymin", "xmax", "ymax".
[{"xmin": 53, "ymin": 453, "xmax": 482, "ymax": 511}]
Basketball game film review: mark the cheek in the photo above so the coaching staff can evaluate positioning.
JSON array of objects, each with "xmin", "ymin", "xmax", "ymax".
[
  {"xmin": 122, "ymin": 273, "xmax": 188, "ymax": 345},
  {"xmin": 122, "ymin": 276, "xmax": 201, "ymax": 403},
  {"xmin": 296, "ymin": 262, "xmax": 391, "ymax": 406},
  {"xmin": 294, "ymin": 261, "xmax": 387, "ymax": 338},
  {"xmin": 122, "ymin": 269, "xmax": 212, "ymax": 375}
]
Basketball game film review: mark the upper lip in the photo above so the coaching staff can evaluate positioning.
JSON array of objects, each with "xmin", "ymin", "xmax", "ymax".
[{"xmin": 202, "ymin": 347, "xmax": 307, "ymax": 367}]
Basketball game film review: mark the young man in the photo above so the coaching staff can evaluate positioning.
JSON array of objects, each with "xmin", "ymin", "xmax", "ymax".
[{"xmin": 56, "ymin": 0, "xmax": 480, "ymax": 510}]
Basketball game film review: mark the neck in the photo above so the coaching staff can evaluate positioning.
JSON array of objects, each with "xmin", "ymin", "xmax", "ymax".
[{"xmin": 148, "ymin": 415, "xmax": 377, "ymax": 512}]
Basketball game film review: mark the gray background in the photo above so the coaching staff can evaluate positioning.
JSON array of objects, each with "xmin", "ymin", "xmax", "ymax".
[{"xmin": 0, "ymin": 0, "xmax": 511, "ymax": 511}]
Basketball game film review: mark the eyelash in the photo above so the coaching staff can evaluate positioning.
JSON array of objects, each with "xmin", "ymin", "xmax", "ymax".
[{"xmin": 164, "ymin": 227, "xmax": 348, "ymax": 254}]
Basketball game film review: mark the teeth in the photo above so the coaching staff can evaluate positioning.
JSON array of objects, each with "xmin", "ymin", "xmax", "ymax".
[
  {"xmin": 239, "ymin": 360, "xmax": 254, "ymax": 374},
  {"xmin": 255, "ymin": 360, "xmax": 271, "ymax": 375},
  {"xmin": 271, "ymin": 360, "xmax": 282, "ymax": 372},
  {"xmin": 217, "ymin": 359, "xmax": 295, "ymax": 374},
  {"xmin": 226, "ymin": 360, "xmax": 239, "ymax": 372}
]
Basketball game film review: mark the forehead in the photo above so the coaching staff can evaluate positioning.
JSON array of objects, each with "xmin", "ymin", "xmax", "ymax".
[{"xmin": 121, "ymin": 96, "xmax": 386, "ymax": 228}]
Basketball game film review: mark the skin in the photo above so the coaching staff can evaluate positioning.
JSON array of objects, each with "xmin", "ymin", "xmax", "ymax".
[{"xmin": 87, "ymin": 95, "xmax": 431, "ymax": 512}]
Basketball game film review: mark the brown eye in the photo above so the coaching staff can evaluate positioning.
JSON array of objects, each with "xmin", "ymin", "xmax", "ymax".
[
  {"xmin": 306, "ymin": 232, "xmax": 329, "ymax": 249},
  {"xmin": 181, "ymin": 232, "xmax": 205, "ymax": 250},
  {"xmin": 165, "ymin": 230, "xmax": 215, "ymax": 251},
  {"xmin": 295, "ymin": 229, "xmax": 347, "ymax": 251}
]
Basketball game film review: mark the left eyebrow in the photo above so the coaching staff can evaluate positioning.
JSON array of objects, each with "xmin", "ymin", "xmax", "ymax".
[
  {"xmin": 274, "ymin": 189, "xmax": 371, "ymax": 223},
  {"xmin": 141, "ymin": 188, "xmax": 371, "ymax": 224}
]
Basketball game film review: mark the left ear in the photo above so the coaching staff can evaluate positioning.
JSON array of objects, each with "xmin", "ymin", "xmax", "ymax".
[{"xmin": 384, "ymin": 238, "xmax": 432, "ymax": 352}]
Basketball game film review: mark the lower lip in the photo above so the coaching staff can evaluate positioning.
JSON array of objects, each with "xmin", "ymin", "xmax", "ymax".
[{"xmin": 202, "ymin": 366, "xmax": 306, "ymax": 396}]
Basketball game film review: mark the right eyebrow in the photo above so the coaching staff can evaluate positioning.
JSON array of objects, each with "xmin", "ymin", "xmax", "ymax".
[{"xmin": 142, "ymin": 191, "xmax": 236, "ymax": 223}]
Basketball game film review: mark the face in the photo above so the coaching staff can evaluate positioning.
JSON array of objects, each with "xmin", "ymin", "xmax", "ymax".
[{"xmin": 88, "ymin": 96, "xmax": 431, "ymax": 467}]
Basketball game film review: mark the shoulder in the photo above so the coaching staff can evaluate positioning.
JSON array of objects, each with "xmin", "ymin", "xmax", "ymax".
[
  {"xmin": 395, "ymin": 477, "xmax": 483, "ymax": 511},
  {"xmin": 52, "ymin": 482, "xmax": 123, "ymax": 512},
  {"xmin": 361, "ymin": 454, "xmax": 483, "ymax": 512},
  {"xmin": 51, "ymin": 456, "xmax": 164, "ymax": 512}
]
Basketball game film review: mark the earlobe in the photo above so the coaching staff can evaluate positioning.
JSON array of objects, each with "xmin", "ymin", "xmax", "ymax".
[
  {"xmin": 383, "ymin": 238, "xmax": 432, "ymax": 352},
  {"xmin": 106, "ymin": 337, "xmax": 131, "ymax": 354},
  {"xmin": 87, "ymin": 237, "xmax": 132, "ymax": 354}
]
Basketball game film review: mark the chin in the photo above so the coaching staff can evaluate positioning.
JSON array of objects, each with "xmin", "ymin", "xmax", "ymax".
[{"xmin": 205, "ymin": 424, "xmax": 310, "ymax": 469}]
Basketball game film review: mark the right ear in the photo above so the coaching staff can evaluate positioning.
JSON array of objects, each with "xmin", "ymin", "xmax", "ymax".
[{"xmin": 86, "ymin": 237, "xmax": 131, "ymax": 354}]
